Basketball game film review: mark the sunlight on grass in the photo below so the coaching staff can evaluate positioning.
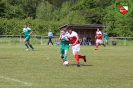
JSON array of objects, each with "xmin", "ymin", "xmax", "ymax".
[{"xmin": 0, "ymin": 44, "xmax": 133, "ymax": 88}]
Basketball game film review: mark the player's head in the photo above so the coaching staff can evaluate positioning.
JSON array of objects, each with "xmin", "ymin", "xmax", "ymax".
[
  {"xmin": 97, "ymin": 28, "xmax": 100, "ymax": 31},
  {"xmin": 24, "ymin": 24, "xmax": 28, "ymax": 28},
  {"xmin": 60, "ymin": 28, "xmax": 66, "ymax": 35},
  {"xmin": 67, "ymin": 27, "xmax": 72, "ymax": 34}
]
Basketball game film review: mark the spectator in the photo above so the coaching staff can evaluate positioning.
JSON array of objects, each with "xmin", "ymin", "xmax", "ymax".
[
  {"xmin": 81, "ymin": 36, "xmax": 87, "ymax": 45},
  {"xmin": 87, "ymin": 35, "xmax": 92, "ymax": 45},
  {"xmin": 55, "ymin": 40, "xmax": 60, "ymax": 45},
  {"xmin": 47, "ymin": 30, "xmax": 53, "ymax": 45}
]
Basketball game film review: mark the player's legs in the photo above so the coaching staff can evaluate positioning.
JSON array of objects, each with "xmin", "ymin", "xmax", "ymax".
[
  {"xmin": 63, "ymin": 50, "xmax": 68, "ymax": 61},
  {"xmin": 63, "ymin": 45, "xmax": 69, "ymax": 61},
  {"xmin": 27, "ymin": 36, "xmax": 34, "ymax": 50},
  {"xmin": 105, "ymin": 40, "xmax": 108, "ymax": 45},
  {"xmin": 95, "ymin": 40, "xmax": 99, "ymax": 50},
  {"xmin": 27, "ymin": 41, "xmax": 34, "ymax": 50},
  {"xmin": 60, "ymin": 48, "xmax": 64, "ymax": 59},
  {"xmin": 72, "ymin": 44, "xmax": 86, "ymax": 67},
  {"xmin": 60, "ymin": 48, "xmax": 67, "ymax": 64},
  {"xmin": 100, "ymin": 40, "xmax": 105, "ymax": 47},
  {"xmin": 23, "ymin": 37, "xmax": 29, "ymax": 50},
  {"xmin": 95, "ymin": 40, "xmax": 105, "ymax": 50}
]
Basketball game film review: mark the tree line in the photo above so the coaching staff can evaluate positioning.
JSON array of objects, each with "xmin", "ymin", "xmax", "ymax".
[{"xmin": 0, "ymin": 0, "xmax": 133, "ymax": 36}]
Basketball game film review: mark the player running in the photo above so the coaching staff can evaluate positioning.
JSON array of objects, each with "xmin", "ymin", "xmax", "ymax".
[
  {"xmin": 22, "ymin": 24, "xmax": 34, "ymax": 51},
  {"xmin": 67, "ymin": 28, "xmax": 86, "ymax": 67},
  {"xmin": 103, "ymin": 31, "xmax": 109, "ymax": 46},
  {"xmin": 95, "ymin": 28, "xmax": 105, "ymax": 50},
  {"xmin": 59, "ymin": 28, "xmax": 70, "ymax": 64}
]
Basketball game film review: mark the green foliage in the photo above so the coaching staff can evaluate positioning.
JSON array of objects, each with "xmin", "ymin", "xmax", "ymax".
[
  {"xmin": 0, "ymin": 0, "xmax": 133, "ymax": 36},
  {"xmin": 36, "ymin": 1, "xmax": 53, "ymax": 20}
]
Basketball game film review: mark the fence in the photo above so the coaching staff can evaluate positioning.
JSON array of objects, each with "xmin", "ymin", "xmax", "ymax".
[
  {"xmin": 0, "ymin": 35, "xmax": 133, "ymax": 46},
  {"xmin": 108, "ymin": 37, "xmax": 133, "ymax": 46},
  {"xmin": 0, "ymin": 35, "xmax": 59, "ymax": 45}
]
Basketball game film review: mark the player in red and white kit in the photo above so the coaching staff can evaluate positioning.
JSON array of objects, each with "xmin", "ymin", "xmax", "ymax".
[
  {"xmin": 67, "ymin": 28, "xmax": 86, "ymax": 67},
  {"xmin": 95, "ymin": 28, "xmax": 105, "ymax": 50}
]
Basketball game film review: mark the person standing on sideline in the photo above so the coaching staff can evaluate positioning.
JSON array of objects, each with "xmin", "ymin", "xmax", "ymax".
[
  {"xmin": 22, "ymin": 24, "xmax": 34, "ymax": 51},
  {"xmin": 67, "ymin": 28, "xmax": 86, "ymax": 67},
  {"xmin": 87, "ymin": 35, "xmax": 92, "ymax": 45},
  {"xmin": 47, "ymin": 30, "xmax": 53, "ymax": 45},
  {"xmin": 95, "ymin": 28, "xmax": 105, "ymax": 50},
  {"xmin": 103, "ymin": 31, "xmax": 109, "ymax": 46}
]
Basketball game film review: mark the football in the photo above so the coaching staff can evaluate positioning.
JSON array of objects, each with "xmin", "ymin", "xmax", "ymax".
[{"xmin": 63, "ymin": 61, "xmax": 69, "ymax": 66}]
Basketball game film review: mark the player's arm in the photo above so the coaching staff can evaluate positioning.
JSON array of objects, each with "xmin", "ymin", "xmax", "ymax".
[
  {"xmin": 27, "ymin": 28, "xmax": 33, "ymax": 36},
  {"xmin": 65, "ymin": 37, "xmax": 69, "ymax": 41},
  {"xmin": 95, "ymin": 35, "xmax": 97, "ymax": 39},
  {"xmin": 29, "ymin": 31, "xmax": 33, "ymax": 36},
  {"xmin": 59, "ymin": 35, "xmax": 62, "ymax": 41}
]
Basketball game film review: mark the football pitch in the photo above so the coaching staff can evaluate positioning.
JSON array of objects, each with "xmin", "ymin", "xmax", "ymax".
[{"xmin": 0, "ymin": 44, "xmax": 133, "ymax": 88}]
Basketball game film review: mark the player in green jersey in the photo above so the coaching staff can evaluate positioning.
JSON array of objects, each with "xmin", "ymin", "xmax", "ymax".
[
  {"xmin": 103, "ymin": 31, "xmax": 109, "ymax": 46},
  {"xmin": 59, "ymin": 28, "xmax": 70, "ymax": 64},
  {"xmin": 22, "ymin": 24, "xmax": 34, "ymax": 51}
]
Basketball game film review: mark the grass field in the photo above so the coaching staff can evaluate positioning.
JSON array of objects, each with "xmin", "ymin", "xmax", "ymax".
[{"xmin": 0, "ymin": 44, "xmax": 133, "ymax": 88}]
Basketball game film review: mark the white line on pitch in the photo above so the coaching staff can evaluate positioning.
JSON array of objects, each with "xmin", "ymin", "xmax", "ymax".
[{"xmin": 0, "ymin": 75, "xmax": 32, "ymax": 86}]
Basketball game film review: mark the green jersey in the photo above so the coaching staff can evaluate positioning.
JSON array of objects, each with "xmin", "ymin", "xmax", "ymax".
[
  {"xmin": 60, "ymin": 33, "xmax": 69, "ymax": 54},
  {"xmin": 23, "ymin": 27, "xmax": 32, "ymax": 37},
  {"xmin": 60, "ymin": 32, "xmax": 69, "ymax": 47}
]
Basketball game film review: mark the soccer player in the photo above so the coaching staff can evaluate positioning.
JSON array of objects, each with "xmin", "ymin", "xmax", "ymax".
[
  {"xmin": 59, "ymin": 29, "xmax": 70, "ymax": 64},
  {"xmin": 95, "ymin": 28, "xmax": 105, "ymax": 50},
  {"xmin": 67, "ymin": 28, "xmax": 86, "ymax": 67},
  {"xmin": 103, "ymin": 31, "xmax": 109, "ymax": 46},
  {"xmin": 22, "ymin": 24, "xmax": 34, "ymax": 51}
]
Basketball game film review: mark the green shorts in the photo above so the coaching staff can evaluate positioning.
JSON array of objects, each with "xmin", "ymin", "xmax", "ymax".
[
  {"xmin": 60, "ymin": 45, "xmax": 69, "ymax": 54},
  {"xmin": 25, "ymin": 36, "xmax": 30, "ymax": 41}
]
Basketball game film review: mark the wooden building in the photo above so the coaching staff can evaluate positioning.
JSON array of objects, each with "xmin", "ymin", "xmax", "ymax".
[{"xmin": 59, "ymin": 24, "xmax": 107, "ymax": 45}]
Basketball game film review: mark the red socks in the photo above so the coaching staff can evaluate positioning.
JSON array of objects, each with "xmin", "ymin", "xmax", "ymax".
[
  {"xmin": 96, "ymin": 44, "xmax": 98, "ymax": 49},
  {"xmin": 75, "ymin": 54, "xmax": 80, "ymax": 64},
  {"xmin": 75, "ymin": 54, "xmax": 85, "ymax": 64},
  {"xmin": 78, "ymin": 55, "xmax": 84, "ymax": 58}
]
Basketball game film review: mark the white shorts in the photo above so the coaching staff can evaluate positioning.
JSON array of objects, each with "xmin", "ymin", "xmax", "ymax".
[
  {"xmin": 96, "ymin": 39, "xmax": 103, "ymax": 44},
  {"xmin": 72, "ymin": 44, "xmax": 80, "ymax": 55}
]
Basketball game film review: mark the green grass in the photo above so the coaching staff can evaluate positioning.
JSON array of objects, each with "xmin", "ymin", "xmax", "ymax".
[{"xmin": 0, "ymin": 44, "xmax": 133, "ymax": 88}]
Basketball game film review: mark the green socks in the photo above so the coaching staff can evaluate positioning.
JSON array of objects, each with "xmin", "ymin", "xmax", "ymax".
[
  {"xmin": 63, "ymin": 54, "xmax": 68, "ymax": 60},
  {"xmin": 29, "ymin": 44, "xmax": 34, "ymax": 49},
  {"xmin": 24, "ymin": 42, "xmax": 29, "ymax": 49},
  {"xmin": 24, "ymin": 42, "xmax": 34, "ymax": 50}
]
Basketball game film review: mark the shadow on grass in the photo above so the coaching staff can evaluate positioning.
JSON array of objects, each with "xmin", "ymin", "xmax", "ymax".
[{"xmin": 70, "ymin": 64, "xmax": 93, "ymax": 66}]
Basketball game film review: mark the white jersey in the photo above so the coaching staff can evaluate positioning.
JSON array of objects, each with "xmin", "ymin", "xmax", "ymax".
[{"xmin": 96, "ymin": 31, "xmax": 102, "ymax": 35}]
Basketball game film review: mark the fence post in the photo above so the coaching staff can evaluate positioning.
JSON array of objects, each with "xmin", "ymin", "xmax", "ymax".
[{"xmin": 124, "ymin": 37, "xmax": 126, "ymax": 46}]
